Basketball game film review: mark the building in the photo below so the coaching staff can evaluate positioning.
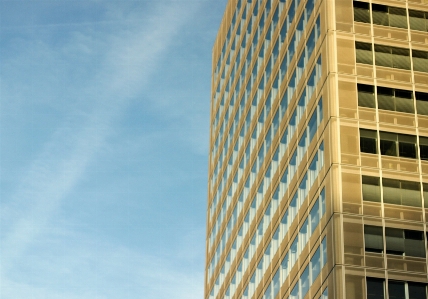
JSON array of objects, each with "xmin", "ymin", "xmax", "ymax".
[{"xmin": 206, "ymin": 0, "xmax": 428, "ymax": 298}]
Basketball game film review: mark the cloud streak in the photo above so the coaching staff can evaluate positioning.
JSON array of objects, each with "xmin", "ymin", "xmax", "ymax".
[{"xmin": 1, "ymin": 2, "xmax": 204, "ymax": 298}]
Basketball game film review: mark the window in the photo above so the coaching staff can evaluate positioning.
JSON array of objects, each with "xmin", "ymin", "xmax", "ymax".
[
  {"xmin": 416, "ymin": 91, "xmax": 428, "ymax": 115},
  {"xmin": 367, "ymin": 278, "xmax": 385, "ymax": 299},
  {"xmin": 385, "ymin": 228, "xmax": 425, "ymax": 257},
  {"xmin": 358, "ymin": 84, "xmax": 375, "ymax": 108},
  {"xmin": 424, "ymin": 183, "xmax": 428, "ymax": 208},
  {"xmin": 408, "ymin": 282, "xmax": 427, "ymax": 299},
  {"xmin": 420, "ymin": 137, "xmax": 428, "ymax": 160},
  {"xmin": 360, "ymin": 129, "xmax": 377, "ymax": 154},
  {"xmin": 389, "ymin": 280, "xmax": 405, "ymax": 299},
  {"xmin": 377, "ymin": 86, "xmax": 414, "ymax": 113},
  {"xmin": 375, "ymin": 45, "xmax": 411, "ymax": 70},
  {"xmin": 383, "ymin": 178, "xmax": 421, "ymax": 207},
  {"xmin": 379, "ymin": 131, "xmax": 417, "ymax": 159},
  {"xmin": 362, "ymin": 176, "xmax": 381, "ymax": 202},
  {"xmin": 364, "ymin": 225, "xmax": 383, "ymax": 253},
  {"xmin": 354, "ymin": 1, "xmax": 370, "ymax": 23},
  {"xmin": 398, "ymin": 134, "xmax": 417, "ymax": 158},
  {"xmin": 367, "ymin": 278, "xmax": 427, "ymax": 299},
  {"xmin": 409, "ymin": 10, "xmax": 428, "ymax": 32},
  {"xmin": 413, "ymin": 50, "xmax": 428, "ymax": 73},
  {"xmin": 359, "ymin": 83, "xmax": 417, "ymax": 113},
  {"xmin": 372, "ymin": 4, "xmax": 407, "ymax": 29},
  {"xmin": 356, "ymin": 42, "xmax": 373, "ymax": 64}
]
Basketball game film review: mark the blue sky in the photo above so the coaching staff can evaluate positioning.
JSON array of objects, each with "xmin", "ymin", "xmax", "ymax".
[{"xmin": 0, "ymin": 1, "xmax": 227, "ymax": 298}]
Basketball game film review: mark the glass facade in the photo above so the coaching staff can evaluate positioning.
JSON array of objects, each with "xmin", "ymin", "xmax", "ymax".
[{"xmin": 207, "ymin": 0, "xmax": 428, "ymax": 298}]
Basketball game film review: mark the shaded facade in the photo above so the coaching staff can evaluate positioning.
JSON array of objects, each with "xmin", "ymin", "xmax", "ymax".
[{"xmin": 206, "ymin": 0, "xmax": 428, "ymax": 298}]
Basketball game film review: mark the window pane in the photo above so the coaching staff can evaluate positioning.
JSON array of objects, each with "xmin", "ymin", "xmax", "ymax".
[
  {"xmin": 401, "ymin": 180, "xmax": 421, "ymax": 207},
  {"xmin": 310, "ymin": 200, "xmax": 320, "ymax": 233},
  {"xmin": 399, "ymin": 142, "xmax": 417, "ymax": 158},
  {"xmin": 358, "ymin": 84, "xmax": 376, "ymax": 108},
  {"xmin": 308, "ymin": 111, "xmax": 317, "ymax": 141},
  {"xmin": 408, "ymin": 282, "xmax": 427, "ymax": 299},
  {"xmin": 365, "ymin": 225, "xmax": 383, "ymax": 253},
  {"xmin": 311, "ymin": 248, "xmax": 321, "ymax": 281},
  {"xmin": 356, "ymin": 42, "xmax": 373, "ymax": 64},
  {"xmin": 360, "ymin": 129, "xmax": 378, "ymax": 154},
  {"xmin": 422, "ymin": 144, "xmax": 428, "ymax": 160},
  {"xmin": 395, "ymin": 89, "xmax": 414, "ymax": 113},
  {"xmin": 380, "ymin": 132, "xmax": 397, "ymax": 156},
  {"xmin": 416, "ymin": 91, "xmax": 428, "ymax": 115},
  {"xmin": 385, "ymin": 227, "xmax": 404, "ymax": 255},
  {"xmin": 301, "ymin": 266, "xmax": 310, "ymax": 297},
  {"xmin": 380, "ymin": 139, "xmax": 397, "ymax": 156},
  {"xmin": 420, "ymin": 137, "xmax": 428, "ymax": 160},
  {"xmin": 367, "ymin": 278, "xmax": 385, "ymax": 299},
  {"xmin": 372, "ymin": 4, "xmax": 389, "ymax": 26},
  {"xmin": 404, "ymin": 230, "xmax": 425, "ymax": 257},
  {"xmin": 375, "ymin": 45, "xmax": 393, "ymax": 67},
  {"xmin": 377, "ymin": 86, "xmax": 395, "ymax": 111},
  {"xmin": 424, "ymin": 183, "xmax": 428, "ymax": 208},
  {"xmin": 388, "ymin": 281, "xmax": 405, "ymax": 299},
  {"xmin": 409, "ymin": 10, "xmax": 426, "ymax": 31},
  {"xmin": 392, "ymin": 47, "xmax": 411, "ymax": 70},
  {"xmin": 413, "ymin": 50, "xmax": 428, "ymax": 73},
  {"xmin": 361, "ymin": 137, "xmax": 377, "ymax": 154},
  {"xmin": 389, "ymin": 7, "xmax": 408, "ymax": 29},
  {"xmin": 354, "ymin": 1, "xmax": 370, "ymax": 23},
  {"xmin": 362, "ymin": 176, "xmax": 381, "ymax": 202},
  {"xmin": 383, "ymin": 178, "xmax": 401, "ymax": 205}
]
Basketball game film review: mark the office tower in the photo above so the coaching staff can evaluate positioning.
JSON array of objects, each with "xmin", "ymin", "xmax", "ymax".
[{"xmin": 206, "ymin": 0, "xmax": 428, "ymax": 298}]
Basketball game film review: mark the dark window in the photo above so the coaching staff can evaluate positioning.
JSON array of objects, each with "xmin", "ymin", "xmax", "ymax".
[
  {"xmin": 379, "ymin": 132, "xmax": 417, "ymax": 159},
  {"xmin": 409, "ymin": 10, "xmax": 428, "ymax": 32},
  {"xmin": 356, "ymin": 42, "xmax": 373, "ymax": 64},
  {"xmin": 354, "ymin": 1, "xmax": 370, "ymax": 23},
  {"xmin": 408, "ymin": 282, "xmax": 427, "ymax": 299},
  {"xmin": 385, "ymin": 227, "xmax": 405, "ymax": 255},
  {"xmin": 358, "ymin": 84, "xmax": 375, "ymax": 108},
  {"xmin": 420, "ymin": 137, "xmax": 428, "ymax": 160},
  {"xmin": 375, "ymin": 45, "xmax": 393, "ymax": 67},
  {"xmin": 383, "ymin": 178, "xmax": 421, "ymax": 207},
  {"xmin": 367, "ymin": 279, "xmax": 428, "ymax": 299},
  {"xmin": 385, "ymin": 228, "xmax": 426, "ymax": 258},
  {"xmin": 379, "ymin": 131, "xmax": 397, "ymax": 156},
  {"xmin": 423, "ymin": 183, "xmax": 428, "ymax": 208},
  {"xmin": 413, "ymin": 50, "xmax": 428, "ymax": 73},
  {"xmin": 362, "ymin": 176, "xmax": 381, "ymax": 202},
  {"xmin": 377, "ymin": 86, "xmax": 395, "ymax": 111},
  {"xmin": 389, "ymin": 281, "xmax": 406, "ymax": 299},
  {"xmin": 389, "ymin": 7, "xmax": 408, "ymax": 29},
  {"xmin": 372, "ymin": 5, "xmax": 407, "ymax": 29},
  {"xmin": 399, "ymin": 134, "xmax": 417, "ymax": 158},
  {"xmin": 405, "ymin": 230, "xmax": 425, "ymax": 258},
  {"xmin": 374, "ymin": 45, "xmax": 410, "ymax": 69},
  {"xmin": 365, "ymin": 225, "xmax": 383, "ymax": 253},
  {"xmin": 372, "ymin": 4, "xmax": 389, "ymax": 26},
  {"xmin": 359, "ymin": 84, "xmax": 413, "ymax": 113},
  {"xmin": 395, "ymin": 89, "xmax": 414, "ymax": 113},
  {"xmin": 360, "ymin": 129, "xmax": 377, "ymax": 154},
  {"xmin": 367, "ymin": 277, "xmax": 385, "ymax": 299},
  {"xmin": 416, "ymin": 91, "xmax": 428, "ymax": 115}
]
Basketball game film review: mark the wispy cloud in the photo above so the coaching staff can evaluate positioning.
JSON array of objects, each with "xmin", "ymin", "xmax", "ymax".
[
  {"xmin": 1, "ymin": 229, "xmax": 204, "ymax": 299},
  {"xmin": 1, "ymin": 1, "xmax": 206, "ymax": 298}
]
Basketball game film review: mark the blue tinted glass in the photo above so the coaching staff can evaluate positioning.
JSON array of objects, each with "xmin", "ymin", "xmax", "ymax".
[
  {"xmin": 290, "ymin": 281, "xmax": 299, "ymax": 299},
  {"xmin": 307, "ymin": 28, "xmax": 316, "ymax": 58},
  {"xmin": 301, "ymin": 266, "xmax": 310, "ymax": 297},
  {"xmin": 310, "ymin": 200, "xmax": 320, "ymax": 233},
  {"xmin": 308, "ymin": 110, "xmax": 317, "ymax": 140},
  {"xmin": 311, "ymin": 247, "xmax": 321, "ymax": 281}
]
